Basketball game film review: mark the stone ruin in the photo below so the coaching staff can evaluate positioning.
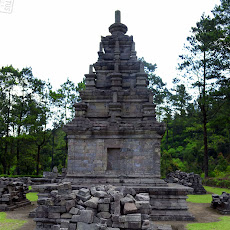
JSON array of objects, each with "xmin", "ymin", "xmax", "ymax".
[
  {"xmin": 165, "ymin": 171, "xmax": 207, "ymax": 194},
  {"xmin": 63, "ymin": 10, "xmax": 165, "ymax": 187},
  {"xmin": 211, "ymin": 192, "xmax": 230, "ymax": 215},
  {"xmin": 62, "ymin": 10, "xmax": 194, "ymax": 222},
  {"xmin": 31, "ymin": 167, "xmax": 67, "ymax": 186},
  {"xmin": 33, "ymin": 182, "xmax": 172, "ymax": 230},
  {"xmin": 43, "ymin": 167, "xmax": 67, "ymax": 180},
  {"xmin": 0, "ymin": 177, "xmax": 31, "ymax": 211}
]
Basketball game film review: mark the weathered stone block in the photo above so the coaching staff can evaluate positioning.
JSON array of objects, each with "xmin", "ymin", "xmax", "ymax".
[
  {"xmin": 135, "ymin": 193, "xmax": 150, "ymax": 201},
  {"xmin": 66, "ymin": 200, "xmax": 75, "ymax": 212},
  {"xmin": 84, "ymin": 197, "xmax": 99, "ymax": 209},
  {"xmin": 98, "ymin": 203, "xmax": 110, "ymax": 212},
  {"xmin": 77, "ymin": 222, "xmax": 97, "ymax": 230},
  {"xmin": 69, "ymin": 223, "xmax": 77, "ymax": 230},
  {"xmin": 49, "ymin": 205, "xmax": 66, "ymax": 213},
  {"xmin": 60, "ymin": 219, "xmax": 70, "ymax": 228},
  {"xmin": 120, "ymin": 196, "xmax": 134, "ymax": 205},
  {"xmin": 97, "ymin": 211, "xmax": 111, "ymax": 219},
  {"xmin": 48, "ymin": 212, "xmax": 60, "ymax": 219},
  {"xmin": 51, "ymin": 225, "xmax": 61, "ymax": 230},
  {"xmin": 69, "ymin": 207, "xmax": 80, "ymax": 215},
  {"xmin": 123, "ymin": 202, "xmax": 137, "ymax": 214},
  {"xmin": 72, "ymin": 210, "xmax": 94, "ymax": 224},
  {"xmin": 61, "ymin": 213, "xmax": 72, "ymax": 219}
]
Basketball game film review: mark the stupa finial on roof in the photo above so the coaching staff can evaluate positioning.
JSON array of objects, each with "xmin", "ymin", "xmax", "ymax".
[
  {"xmin": 115, "ymin": 10, "xmax": 121, "ymax": 23},
  {"xmin": 109, "ymin": 10, "xmax": 127, "ymax": 35}
]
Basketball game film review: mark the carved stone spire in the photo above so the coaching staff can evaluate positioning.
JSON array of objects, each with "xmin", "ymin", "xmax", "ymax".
[
  {"xmin": 109, "ymin": 10, "xmax": 127, "ymax": 35},
  {"xmin": 115, "ymin": 10, "xmax": 121, "ymax": 23}
]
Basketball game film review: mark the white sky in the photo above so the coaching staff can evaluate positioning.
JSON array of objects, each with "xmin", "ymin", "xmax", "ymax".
[{"xmin": 0, "ymin": 0, "xmax": 220, "ymax": 90}]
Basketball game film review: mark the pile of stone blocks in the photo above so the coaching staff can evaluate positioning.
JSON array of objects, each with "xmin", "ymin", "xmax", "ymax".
[
  {"xmin": 33, "ymin": 183, "xmax": 172, "ymax": 230},
  {"xmin": 32, "ymin": 167, "xmax": 67, "ymax": 186},
  {"xmin": 43, "ymin": 167, "xmax": 60, "ymax": 179},
  {"xmin": 43, "ymin": 167, "xmax": 67, "ymax": 180},
  {"xmin": 165, "ymin": 171, "xmax": 206, "ymax": 194},
  {"xmin": 0, "ymin": 177, "xmax": 31, "ymax": 211},
  {"xmin": 211, "ymin": 192, "xmax": 230, "ymax": 214}
]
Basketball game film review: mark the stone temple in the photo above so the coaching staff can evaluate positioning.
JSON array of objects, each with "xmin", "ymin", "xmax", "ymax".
[{"xmin": 64, "ymin": 11, "xmax": 194, "ymax": 221}]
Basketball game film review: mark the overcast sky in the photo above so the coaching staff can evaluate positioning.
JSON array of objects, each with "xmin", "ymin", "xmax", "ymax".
[{"xmin": 0, "ymin": 0, "xmax": 220, "ymax": 90}]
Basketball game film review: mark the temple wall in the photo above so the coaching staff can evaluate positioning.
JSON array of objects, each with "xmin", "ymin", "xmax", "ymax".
[{"xmin": 67, "ymin": 136, "xmax": 161, "ymax": 177}]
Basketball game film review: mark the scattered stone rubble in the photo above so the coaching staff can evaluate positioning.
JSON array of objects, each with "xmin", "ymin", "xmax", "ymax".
[
  {"xmin": 211, "ymin": 192, "xmax": 230, "ymax": 214},
  {"xmin": 33, "ymin": 183, "xmax": 172, "ymax": 230},
  {"xmin": 165, "ymin": 171, "xmax": 206, "ymax": 194},
  {"xmin": 32, "ymin": 167, "xmax": 67, "ymax": 186},
  {"xmin": 0, "ymin": 177, "xmax": 31, "ymax": 211},
  {"xmin": 43, "ymin": 167, "xmax": 67, "ymax": 180}
]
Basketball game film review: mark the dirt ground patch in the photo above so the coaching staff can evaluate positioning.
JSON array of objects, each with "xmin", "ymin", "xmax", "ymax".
[
  {"xmin": 5, "ymin": 201, "xmax": 37, "ymax": 230},
  {"xmin": 155, "ymin": 202, "xmax": 223, "ymax": 230},
  {"xmin": 4, "ymin": 202, "xmax": 224, "ymax": 230}
]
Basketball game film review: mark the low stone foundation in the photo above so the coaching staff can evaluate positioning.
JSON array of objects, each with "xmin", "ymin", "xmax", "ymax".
[
  {"xmin": 33, "ymin": 183, "xmax": 174, "ymax": 230},
  {"xmin": 211, "ymin": 192, "xmax": 230, "ymax": 214},
  {"xmin": 0, "ymin": 177, "xmax": 31, "ymax": 211}
]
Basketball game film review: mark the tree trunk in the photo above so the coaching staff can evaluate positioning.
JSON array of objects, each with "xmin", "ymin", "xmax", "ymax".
[
  {"xmin": 16, "ymin": 139, "xmax": 20, "ymax": 175},
  {"xmin": 16, "ymin": 101, "xmax": 23, "ymax": 175},
  {"xmin": 166, "ymin": 119, "xmax": 169, "ymax": 151},
  {"xmin": 64, "ymin": 134, "xmax": 68, "ymax": 168},
  {"xmin": 36, "ymin": 145, "xmax": 41, "ymax": 175},
  {"xmin": 202, "ymin": 51, "xmax": 209, "ymax": 178},
  {"xmin": 203, "ymin": 108, "xmax": 208, "ymax": 178},
  {"xmin": 51, "ymin": 131, "xmax": 54, "ymax": 170},
  {"xmin": 3, "ymin": 142, "xmax": 7, "ymax": 174}
]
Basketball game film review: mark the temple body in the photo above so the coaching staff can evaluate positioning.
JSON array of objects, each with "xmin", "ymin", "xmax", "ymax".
[
  {"xmin": 63, "ymin": 11, "xmax": 194, "ymax": 221},
  {"xmin": 64, "ymin": 11, "xmax": 165, "ymax": 185}
]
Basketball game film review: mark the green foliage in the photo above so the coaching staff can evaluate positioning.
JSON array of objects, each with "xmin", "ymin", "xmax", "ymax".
[
  {"xmin": 140, "ymin": 58, "xmax": 171, "ymax": 120},
  {"xmin": 161, "ymin": 0, "xmax": 230, "ymax": 177},
  {"xmin": 0, "ymin": 212, "xmax": 26, "ymax": 230},
  {"xmin": 203, "ymin": 178, "xmax": 230, "ymax": 188},
  {"xmin": 0, "ymin": 174, "xmax": 42, "ymax": 178},
  {"xmin": 0, "ymin": 65, "xmax": 85, "ymax": 175}
]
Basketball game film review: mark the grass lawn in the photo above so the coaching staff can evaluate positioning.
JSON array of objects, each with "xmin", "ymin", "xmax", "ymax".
[
  {"xmin": 186, "ymin": 186, "xmax": 230, "ymax": 203},
  {"xmin": 0, "ymin": 212, "xmax": 26, "ymax": 230},
  {"xmin": 186, "ymin": 186, "xmax": 230, "ymax": 230},
  {"xmin": 26, "ymin": 185, "xmax": 38, "ymax": 202},
  {"xmin": 26, "ymin": 191, "xmax": 38, "ymax": 202},
  {"xmin": 204, "ymin": 186, "xmax": 230, "ymax": 195},
  {"xmin": 187, "ymin": 216, "xmax": 230, "ymax": 230}
]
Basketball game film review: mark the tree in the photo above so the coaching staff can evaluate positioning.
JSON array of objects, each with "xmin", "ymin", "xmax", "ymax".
[
  {"xmin": 0, "ymin": 66, "xmax": 20, "ymax": 173},
  {"xmin": 49, "ymin": 78, "xmax": 85, "ymax": 169},
  {"xmin": 0, "ymin": 66, "xmax": 51, "ymax": 175},
  {"xmin": 178, "ymin": 8, "xmax": 229, "ymax": 177},
  {"xmin": 140, "ymin": 58, "xmax": 171, "ymax": 120},
  {"xmin": 171, "ymin": 84, "xmax": 192, "ymax": 116},
  {"xmin": 49, "ymin": 78, "xmax": 85, "ymax": 127}
]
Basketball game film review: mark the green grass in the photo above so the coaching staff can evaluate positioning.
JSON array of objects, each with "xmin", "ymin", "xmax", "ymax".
[
  {"xmin": 186, "ymin": 186, "xmax": 230, "ymax": 229},
  {"xmin": 204, "ymin": 186, "xmax": 230, "ymax": 195},
  {"xmin": 186, "ymin": 186, "xmax": 230, "ymax": 203},
  {"xmin": 0, "ymin": 212, "xmax": 26, "ymax": 230},
  {"xmin": 26, "ymin": 185, "xmax": 38, "ymax": 202},
  {"xmin": 186, "ymin": 194, "xmax": 212, "ymax": 203},
  {"xmin": 187, "ymin": 216, "xmax": 230, "ymax": 230},
  {"xmin": 26, "ymin": 192, "xmax": 38, "ymax": 202}
]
